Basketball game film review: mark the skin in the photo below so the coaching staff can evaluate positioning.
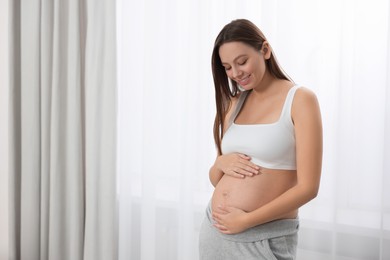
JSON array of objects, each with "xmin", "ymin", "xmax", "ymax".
[{"xmin": 209, "ymin": 41, "xmax": 323, "ymax": 234}]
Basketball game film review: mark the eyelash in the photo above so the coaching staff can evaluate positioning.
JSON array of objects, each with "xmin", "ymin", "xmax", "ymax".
[{"xmin": 224, "ymin": 60, "xmax": 247, "ymax": 71}]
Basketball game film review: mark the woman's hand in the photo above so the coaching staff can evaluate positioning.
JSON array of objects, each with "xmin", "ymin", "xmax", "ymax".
[
  {"xmin": 212, "ymin": 205, "xmax": 250, "ymax": 234},
  {"xmin": 215, "ymin": 153, "xmax": 261, "ymax": 178}
]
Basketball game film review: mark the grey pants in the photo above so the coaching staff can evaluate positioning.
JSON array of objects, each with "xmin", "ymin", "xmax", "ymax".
[{"xmin": 199, "ymin": 203, "xmax": 299, "ymax": 260}]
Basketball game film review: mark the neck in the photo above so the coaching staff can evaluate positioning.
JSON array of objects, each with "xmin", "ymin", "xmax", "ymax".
[
  {"xmin": 251, "ymin": 73, "xmax": 292, "ymax": 100},
  {"xmin": 252, "ymin": 71, "xmax": 277, "ymax": 95}
]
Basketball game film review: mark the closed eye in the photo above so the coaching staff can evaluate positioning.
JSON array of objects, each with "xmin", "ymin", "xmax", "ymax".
[{"xmin": 238, "ymin": 60, "xmax": 247, "ymax": 65}]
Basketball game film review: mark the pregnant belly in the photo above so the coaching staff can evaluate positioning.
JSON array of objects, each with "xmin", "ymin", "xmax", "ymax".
[{"xmin": 211, "ymin": 169, "xmax": 298, "ymax": 214}]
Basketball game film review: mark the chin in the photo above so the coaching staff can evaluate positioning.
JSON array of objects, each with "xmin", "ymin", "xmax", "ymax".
[{"xmin": 238, "ymin": 84, "xmax": 253, "ymax": 91}]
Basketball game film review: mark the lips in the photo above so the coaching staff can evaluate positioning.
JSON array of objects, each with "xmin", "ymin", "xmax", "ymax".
[{"xmin": 237, "ymin": 74, "xmax": 251, "ymax": 86}]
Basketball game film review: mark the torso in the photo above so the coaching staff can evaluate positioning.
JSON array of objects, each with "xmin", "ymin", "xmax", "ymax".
[
  {"xmin": 211, "ymin": 82, "xmax": 299, "ymax": 218},
  {"xmin": 211, "ymin": 168, "xmax": 298, "ymax": 217}
]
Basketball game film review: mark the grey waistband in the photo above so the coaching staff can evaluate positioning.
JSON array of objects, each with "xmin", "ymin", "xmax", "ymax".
[{"xmin": 205, "ymin": 202, "xmax": 299, "ymax": 242}]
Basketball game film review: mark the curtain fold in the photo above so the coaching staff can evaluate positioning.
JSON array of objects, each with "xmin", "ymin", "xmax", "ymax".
[{"xmin": 9, "ymin": 0, "xmax": 117, "ymax": 259}]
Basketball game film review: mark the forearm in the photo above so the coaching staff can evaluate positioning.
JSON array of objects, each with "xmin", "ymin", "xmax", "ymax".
[
  {"xmin": 245, "ymin": 184, "xmax": 318, "ymax": 228},
  {"xmin": 209, "ymin": 164, "xmax": 224, "ymax": 187}
]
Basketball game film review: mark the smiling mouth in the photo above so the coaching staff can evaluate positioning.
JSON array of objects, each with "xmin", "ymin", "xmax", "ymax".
[{"xmin": 237, "ymin": 75, "xmax": 251, "ymax": 85}]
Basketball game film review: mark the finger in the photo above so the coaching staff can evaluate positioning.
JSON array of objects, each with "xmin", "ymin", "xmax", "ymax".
[
  {"xmin": 224, "ymin": 206, "xmax": 242, "ymax": 213},
  {"xmin": 220, "ymin": 229, "xmax": 232, "ymax": 234},
  {"xmin": 237, "ymin": 159, "xmax": 260, "ymax": 170},
  {"xmin": 217, "ymin": 205, "xmax": 230, "ymax": 214},
  {"xmin": 214, "ymin": 206, "xmax": 229, "ymax": 214},
  {"xmin": 237, "ymin": 162, "xmax": 260, "ymax": 175},
  {"xmin": 230, "ymin": 170, "xmax": 245, "ymax": 178},
  {"xmin": 212, "ymin": 213, "xmax": 220, "ymax": 221},
  {"xmin": 232, "ymin": 167, "xmax": 254, "ymax": 177},
  {"xmin": 238, "ymin": 153, "xmax": 251, "ymax": 160},
  {"xmin": 212, "ymin": 212, "xmax": 226, "ymax": 223},
  {"xmin": 213, "ymin": 223, "xmax": 228, "ymax": 231},
  {"xmin": 240, "ymin": 160, "xmax": 261, "ymax": 170}
]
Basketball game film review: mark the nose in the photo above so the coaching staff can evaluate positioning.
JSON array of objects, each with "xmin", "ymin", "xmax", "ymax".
[{"xmin": 231, "ymin": 66, "xmax": 242, "ymax": 79}]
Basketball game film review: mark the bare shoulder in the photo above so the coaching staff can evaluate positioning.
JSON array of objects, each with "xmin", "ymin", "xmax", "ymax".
[
  {"xmin": 294, "ymin": 86, "xmax": 318, "ymax": 103},
  {"xmin": 227, "ymin": 92, "xmax": 242, "ymax": 113},
  {"xmin": 231, "ymin": 93, "xmax": 240, "ymax": 106},
  {"xmin": 292, "ymin": 87, "xmax": 322, "ymax": 123},
  {"xmin": 293, "ymin": 87, "xmax": 320, "ymax": 110},
  {"xmin": 223, "ymin": 92, "xmax": 242, "ymax": 133}
]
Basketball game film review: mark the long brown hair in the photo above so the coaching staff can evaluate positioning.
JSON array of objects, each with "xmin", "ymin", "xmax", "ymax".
[{"xmin": 212, "ymin": 19, "xmax": 291, "ymax": 155}]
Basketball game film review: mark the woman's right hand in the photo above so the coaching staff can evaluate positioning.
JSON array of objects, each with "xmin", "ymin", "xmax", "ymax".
[{"xmin": 215, "ymin": 153, "xmax": 261, "ymax": 178}]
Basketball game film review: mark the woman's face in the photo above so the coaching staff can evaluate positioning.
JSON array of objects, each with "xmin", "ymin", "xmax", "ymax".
[{"xmin": 219, "ymin": 41, "xmax": 270, "ymax": 91}]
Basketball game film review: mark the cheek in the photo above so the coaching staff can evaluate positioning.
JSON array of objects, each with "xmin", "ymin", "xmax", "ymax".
[
  {"xmin": 242, "ymin": 63, "xmax": 255, "ymax": 74},
  {"xmin": 256, "ymin": 60, "xmax": 267, "ymax": 73},
  {"xmin": 225, "ymin": 70, "xmax": 234, "ymax": 79}
]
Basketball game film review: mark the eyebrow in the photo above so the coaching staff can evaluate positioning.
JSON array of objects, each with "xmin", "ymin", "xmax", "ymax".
[{"xmin": 221, "ymin": 54, "xmax": 247, "ymax": 66}]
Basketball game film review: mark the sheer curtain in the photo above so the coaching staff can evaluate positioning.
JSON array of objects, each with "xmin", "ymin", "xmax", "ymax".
[
  {"xmin": 9, "ymin": 0, "xmax": 117, "ymax": 259},
  {"xmin": 117, "ymin": 0, "xmax": 390, "ymax": 259},
  {"xmin": 0, "ymin": 0, "xmax": 9, "ymax": 259}
]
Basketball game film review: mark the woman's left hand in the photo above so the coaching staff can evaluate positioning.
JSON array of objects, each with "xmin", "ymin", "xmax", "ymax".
[{"xmin": 212, "ymin": 205, "xmax": 250, "ymax": 234}]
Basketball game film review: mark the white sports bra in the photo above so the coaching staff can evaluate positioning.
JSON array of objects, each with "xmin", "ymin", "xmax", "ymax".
[{"xmin": 221, "ymin": 86, "xmax": 300, "ymax": 170}]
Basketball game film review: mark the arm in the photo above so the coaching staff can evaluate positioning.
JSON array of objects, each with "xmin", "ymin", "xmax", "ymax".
[
  {"xmin": 209, "ymin": 94, "xmax": 261, "ymax": 187},
  {"xmin": 209, "ymin": 160, "xmax": 224, "ymax": 187},
  {"xmin": 209, "ymin": 154, "xmax": 260, "ymax": 187},
  {"xmin": 213, "ymin": 87, "xmax": 323, "ymax": 233},
  {"xmin": 209, "ymin": 97, "xmax": 236, "ymax": 187}
]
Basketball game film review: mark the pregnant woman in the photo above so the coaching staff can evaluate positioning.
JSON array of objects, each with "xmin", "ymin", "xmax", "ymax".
[{"xmin": 199, "ymin": 19, "xmax": 323, "ymax": 260}]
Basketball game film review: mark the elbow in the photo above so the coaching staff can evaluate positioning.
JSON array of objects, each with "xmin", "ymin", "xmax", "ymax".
[
  {"xmin": 308, "ymin": 189, "xmax": 318, "ymax": 201},
  {"xmin": 209, "ymin": 177, "xmax": 218, "ymax": 187},
  {"xmin": 305, "ymin": 186, "xmax": 319, "ymax": 202},
  {"xmin": 209, "ymin": 173, "xmax": 222, "ymax": 187},
  {"xmin": 209, "ymin": 165, "xmax": 223, "ymax": 187},
  {"xmin": 298, "ymin": 184, "xmax": 319, "ymax": 203}
]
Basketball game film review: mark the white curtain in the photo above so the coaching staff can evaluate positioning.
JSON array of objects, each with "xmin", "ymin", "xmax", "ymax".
[
  {"xmin": 9, "ymin": 0, "xmax": 117, "ymax": 259},
  {"xmin": 0, "ymin": 0, "xmax": 10, "ymax": 259},
  {"xmin": 117, "ymin": 0, "xmax": 390, "ymax": 259}
]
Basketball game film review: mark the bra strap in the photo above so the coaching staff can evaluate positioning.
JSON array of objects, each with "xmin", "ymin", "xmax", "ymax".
[
  {"xmin": 280, "ymin": 85, "xmax": 300, "ymax": 122},
  {"xmin": 226, "ymin": 91, "xmax": 249, "ymax": 128}
]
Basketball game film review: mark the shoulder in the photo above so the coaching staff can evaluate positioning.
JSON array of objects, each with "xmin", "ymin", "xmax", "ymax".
[
  {"xmin": 292, "ymin": 86, "xmax": 321, "ymax": 123},
  {"xmin": 293, "ymin": 86, "xmax": 320, "ymax": 110},
  {"xmin": 294, "ymin": 86, "xmax": 318, "ymax": 102},
  {"xmin": 230, "ymin": 92, "xmax": 241, "ymax": 106},
  {"xmin": 222, "ymin": 92, "xmax": 243, "ymax": 133},
  {"xmin": 227, "ymin": 91, "xmax": 244, "ymax": 112}
]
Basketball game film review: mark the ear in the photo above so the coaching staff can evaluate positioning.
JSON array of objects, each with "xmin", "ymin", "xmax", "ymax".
[{"xmin": 261, "ymin": 41, "xmax": 272, "ymax": 60}]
